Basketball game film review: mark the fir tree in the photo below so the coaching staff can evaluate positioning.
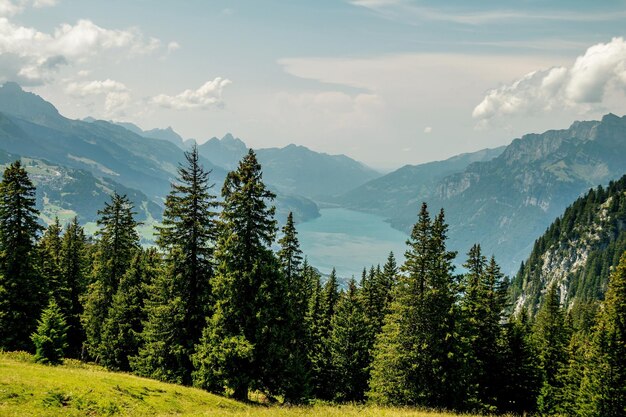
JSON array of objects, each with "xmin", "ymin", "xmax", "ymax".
[
  {"xmin": 100, "ymin": 249, "xmax": 158, "ymax": 371},
  {"xmin": 0, "ymin": 160, "xmax": 44, "ymax": 351},
  {"xmin": 534, "ymin": 284, "xmax": 569, "ymax": 414},
  {"xmin": 330, "ymin": 279, "xmax": 370, "ymax": 402},
  {"xmin": 31, "ymin": 299, "xmax": 68, "ymax": 365},
  {"xmin": 193, "ymin": 150, "xmax": 289, "ymax": 400},
  {"xmin": 368, "ymin": 204, "xmax": 458, "ymax": 408},
  {"xmin": 82, "ymin": 193, "xmax": 140, "ymax": 360},
  {"xmin": 578, "ymin": 252, "xmax": 626, "ymax": 416},
  {"xmin": 136, "ymin": 146, "xmax": 218, "ymax": 383},
  {"xmin": 277, "ymin": 212, "xmax": 311, "ymax": 403},
  {"xmin": 59, "ymin": 217, "xmax": 89, "ymax": 358},
  {"xmin": 38, "ymin": 218, "xmax": 63, "ymax": 305}
]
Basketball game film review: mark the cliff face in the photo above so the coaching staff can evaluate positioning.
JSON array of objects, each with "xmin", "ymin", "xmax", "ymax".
[{"xmin": 510, "ymin": 175, "xmax": 626, "ymax": 315}]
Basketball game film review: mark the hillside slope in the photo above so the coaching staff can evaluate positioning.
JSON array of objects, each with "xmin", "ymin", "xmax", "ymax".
[
  {"xmin": 510, "ymin": 175, "xmax": 626, "ymax": 315},
  {"xmin": 0, "ymin": 352, "xmax": 465, "ymax": 417}
]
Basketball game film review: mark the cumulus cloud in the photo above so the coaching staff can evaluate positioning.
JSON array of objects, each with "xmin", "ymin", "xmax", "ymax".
[
  {"xmin": 0, "ymin": 17, "xmax": 164, "ymax": 84},
  {"xmin": 473, "ymin": 37, "xmax": 626, "ymax": 122},
  {"xmin": 66, "ymin": 79, "xmax": 131, "ymax": 115},
  {"xmin": 152, "ymin": 78, "xmax": 232, "ymax": 110}
]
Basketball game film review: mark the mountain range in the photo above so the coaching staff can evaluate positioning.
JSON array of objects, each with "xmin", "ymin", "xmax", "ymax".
[{"xmin": 338, "ymin": 114, "xmax": 626, "ymax": 274}]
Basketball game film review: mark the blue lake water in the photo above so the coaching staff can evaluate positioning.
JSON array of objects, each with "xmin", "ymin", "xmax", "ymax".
[{"xmin": 297, "ymin": 208, "xmax": 408, "ymax": 278}]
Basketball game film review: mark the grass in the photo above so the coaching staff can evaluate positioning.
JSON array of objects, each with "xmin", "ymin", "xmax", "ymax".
[{"xmin": 0, "ymin": 351, "xmax": 476, "ymax": 417}]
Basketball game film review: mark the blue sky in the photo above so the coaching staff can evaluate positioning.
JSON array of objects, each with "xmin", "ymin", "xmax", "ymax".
[{"xmin": 4, "ymin": 0, "xmax": 626, "ymax": 169}]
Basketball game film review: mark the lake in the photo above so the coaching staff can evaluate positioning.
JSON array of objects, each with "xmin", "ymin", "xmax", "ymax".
[{"xmin": 297, "ymin": 208, "xmax": 408, "ymax": 278}]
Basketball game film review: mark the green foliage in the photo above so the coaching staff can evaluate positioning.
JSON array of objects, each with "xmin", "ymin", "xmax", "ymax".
[
  {"xmin": 330, "ymin": 279, "xmax": 370, "ymax": 402},
  {"xmin": 368, "ymin": 203, "xmax": 459, "ymax": 408},
  {"xmin": 0, "ymin": 160, "xmax": 44, "ymax": 351},
  {"xmin": 38, "ymin": 218, "xmax": 63, "ymax": 304},
  {"xmin": 82, "ymin": 192, "xmax": 140, "ymax": 360},
  {"xmin": 135, "ymin": 146, "xmax": 219, "ymax": 383},
  {"xmin": 100, "ymin": 249, "xmax": 158, "ymax": 371},
  {"xmin": 578, "ymin": 252, "xmax": 626, "ymax": 416},
  {"xmin": 31, "ymin": 299, "xmax": 68, "ymax": 365},
  {"xmin": 59, "ymin": 217, "xmax": 89, "ymax": 358},
  {"xmin": 193, "ymin": 150, "xmax": 292, "ymax": 401}
]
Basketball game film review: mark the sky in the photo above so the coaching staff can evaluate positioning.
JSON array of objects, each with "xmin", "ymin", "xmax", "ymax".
[{"xmin": 2, "ymin": 0, "xmax": 626, "ymax": 170}]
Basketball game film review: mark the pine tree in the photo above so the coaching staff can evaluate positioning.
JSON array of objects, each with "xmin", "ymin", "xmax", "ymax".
[
  {"xmin": 534, "ymin": 284, "xmax": 569, "ymax": 414},
  {"xmin": 100, "ymin": 249, "xmax": 158, "ymax": 371},
  {"xmin": 136, "ymin": 146, "xmax": 218, "ymax": 383},
  {"xmin": 368, "ymin": 203, "xmax": 458, "ymax": 408},
  {"xmin": 82, "ymin": 193, "xmax": 140, "ymax": 360},
  {"xmin": 578, "ymin": 251, "xmax": 626, "ymax": 416},
  {"xmin": 277, "ymin": 212, "xmax": 311, "ymax": 403},
  {"xmin": 38, "ymin": 218, "xmax": 63, "ymax": 305},
  {"xmin": 31, "ymin": 299, "xmax": 68, "ymax": 365},
  {"xmin": 0, "ymin": 160, "xmax": 44, "ymax": 351},
  {"xmin": 330, "ymin": 279, "xmax": 370, "ymax": 402},
  {"xmin": 498, "ymin": 310, "xmax": 541, "ymax": 415},
  {"xmin": 59, "ymin": 217, "xmax": 89, "ymax": 358},
  {"xmin": 193, "ymin": 150, "xmax": 289, "ymax": 400}
]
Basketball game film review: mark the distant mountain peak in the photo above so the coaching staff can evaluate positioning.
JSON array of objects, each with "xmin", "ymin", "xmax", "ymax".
[
  {"xmin": 1, "ymin": 81, "xmax": 23, "ymax": 92},
  {"xmin": 0, "ymin": 81, "xmax": 64, "ymax": 128}
]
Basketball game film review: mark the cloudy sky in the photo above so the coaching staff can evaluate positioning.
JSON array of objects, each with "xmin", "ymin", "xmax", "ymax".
[{"xmin": 4, "ymin": 0, "xmax": 626, "ymax": 170}]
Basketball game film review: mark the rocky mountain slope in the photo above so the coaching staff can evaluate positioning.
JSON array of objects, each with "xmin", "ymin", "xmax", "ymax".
[{"xmin": 510, "ymin": 174, "xmax": 626, "ymax": 314}]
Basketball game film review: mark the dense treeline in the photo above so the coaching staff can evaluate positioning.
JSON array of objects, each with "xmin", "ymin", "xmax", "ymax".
[{"xmin": 1, "ymin": 150, "xmax": 626, "ymax": 416}]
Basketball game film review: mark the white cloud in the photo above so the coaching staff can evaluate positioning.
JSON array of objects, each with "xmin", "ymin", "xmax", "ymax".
[
  {"xmin": 0, "ymin": 17, "xmax": 164, "ymax": 84},
  {"xmin": 473, "ymin": 37, "xmax": 626, "ymax": 122},
  {"xmin": 152, "ymin": 78, "xmax": 232, "ymax": 110},
  {"xmin": 0, "ymin": 0, "xmax": 57, "ymax": 16},
  {"xmin": 66, "ymin": 79, "xmax": 131, "ymax": 115},
  {"xmin": 424, "ymin": 126, "xmax": 432, "ymax": 134},
  {"xmin": 167, "ymin": 41, "xmax": 180, "ymax": 53}
]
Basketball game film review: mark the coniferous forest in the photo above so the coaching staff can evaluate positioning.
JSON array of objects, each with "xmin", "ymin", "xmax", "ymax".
[{"xmin": 3, "ymin": 146, "xmax": 626, "ymax": 416}]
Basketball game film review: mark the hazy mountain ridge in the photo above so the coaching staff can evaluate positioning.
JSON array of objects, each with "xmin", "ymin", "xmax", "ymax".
[
  {"xmin": 335, "ymin": 146, "xmax": 505, "ymax": 215},
  {"xmin": 510, "ymin": 174, "xmax": 626, "ymax": 315},
  {"xmin": 0, "ymin": 149, "xmax": 160, "ymax": 224}
]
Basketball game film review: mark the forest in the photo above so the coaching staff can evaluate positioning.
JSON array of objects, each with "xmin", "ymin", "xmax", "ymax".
[{"xmin": 1, "ymin": 146, "xmax": 625, "ymax": 416}]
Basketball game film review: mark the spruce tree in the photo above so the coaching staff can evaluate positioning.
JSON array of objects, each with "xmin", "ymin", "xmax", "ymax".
[
  {"xmin": 534, "ymin": 284, "xmax": 569, "ymax": 414},
  {"xmin": 82, "ymin": 192, "xmax": 140, "ymax": 360},
  {"xmin": 100, "ymin": 249, "xmax": 158, "ymax": 371},
  {"xmin": 0, "ymin": 160, "xmax": 44, "ymax": 351},
  {"xmin": 136, "ymin": 146, "xmax": 218, "ymax": 383},
  {"xmin": 59, "ymin": 217, "xmax": 89, "ymax": 358},
  {"xmin": 193, "ymin": 150, "xmax": 289, "ymax": 400},
  {"xmin": 277, "ymin": 212, "xmax": 311, "ymax": 403},
  {"xmin": 578, "ymin": 251, "xmax": 626, "ymax": 416},
  {"xmin": 368, "ymin": 203, "xmax": 458, "ymax": 408},
  {"xmin": 330, "ymin": 279, "xmax": 370, "ymax": 402},
  {"xmin": 31, "ymin": 299, "xmax": 68, "ymax": 365},
  {"xmin": 38, "ymin": 218, "xmax": 63, "ymax": 305}
]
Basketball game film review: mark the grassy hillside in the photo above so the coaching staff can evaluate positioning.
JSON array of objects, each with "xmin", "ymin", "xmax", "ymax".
[{"xmin": 0, "ymin": 352, "xmax": 474, "ymax": 417}]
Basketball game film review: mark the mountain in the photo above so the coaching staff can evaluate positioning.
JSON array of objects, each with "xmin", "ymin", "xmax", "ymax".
[
  {"xmin": 510, "ymin": 175, "xmax": 626, "ymax": 315},
  {"xmin": 0, "ymin": 149, "xmax": 160, "ymax": 226},
  {"xmin": 0, "ymin": 83, "xmax": 319, "ymax": 228},
  {"xmin": 114, "ymin": 121, "xmax": 185, "ymax": 147},
  {"xmin": 197, "ymin": 135, "xmax": 381, "ymax": 201},
  {"xmin": 197, "ymin": 133, "xmax": 247, "ymax": 170},
  {"xmin": 335, "ymin": 146, "xmax": 505, "ymax": 215},
  {"xmin": 255, "ymin": 144, "xmax": 381, "ymax": 200}
]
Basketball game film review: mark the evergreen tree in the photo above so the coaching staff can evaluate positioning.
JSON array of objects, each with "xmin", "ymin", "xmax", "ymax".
[
  {"xmin": 100, "ymin": 249, "xmax": 158, "ymax": 371},
  {"xmin": 277, "ymin": 212, "xmax": 311, "ymax": 403},
  {"xmin": 368, "ymin": 203, "xmax": 458, "ymax": 408},
  {"xmin": 533, "ymin": 284, "xmax": 569, "ymax": 414},
  {"xmin": 31, "ymin": 299, "xmax": 68, "ymax": 365},
  {"xmin": 578, "ymin": 251, "xmax": 626, "ymax": 416},
  {"xmin": 59, "ymin": 217, "xmax": 89, "ymax": 358},
  {"xmin": 330, "ymin": 279, "xmax": 370, "ymax": 402},
  {"xmin": 0, "ymin": 160, "xmax": 44, "ymax": 351},
  {"xmin": 498, "ymin": 310, "xmax": 541, "ymax": 414},
  {"xmin": 38, "ymin": 218, "xmax": 63, "ymax": 305},
  {"xmin": 193, "ymin": 150, "xmax": 289, "ymax": 400},
  {"xmin": 136, "ymin": 146, "xmax": 218, "ymax": 383},
  {"xmin": 82, "ymin": 193, "xmax": 140, "ymax": 360}
]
